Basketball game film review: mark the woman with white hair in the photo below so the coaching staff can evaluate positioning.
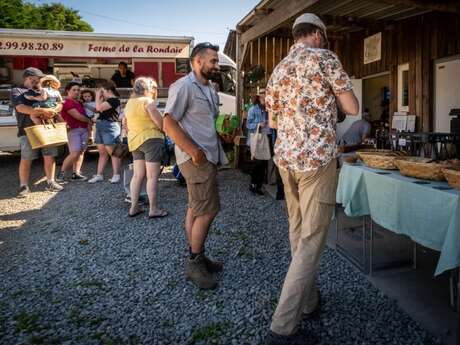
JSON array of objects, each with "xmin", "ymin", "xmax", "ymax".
[{"xmin": 124, "ymin": 77, "xmax": 168, "ymax": 218}]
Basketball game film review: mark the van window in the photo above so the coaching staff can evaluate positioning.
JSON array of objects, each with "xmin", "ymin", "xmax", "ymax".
[{"xmin": 219, "ymin": 66, "xmax": 236, "ymax": 96}]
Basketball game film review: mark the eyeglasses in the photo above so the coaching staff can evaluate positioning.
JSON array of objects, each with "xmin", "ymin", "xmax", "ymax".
[{"xmin": 191, "ymin": 42, "xmax": 219, "ymax": 58}]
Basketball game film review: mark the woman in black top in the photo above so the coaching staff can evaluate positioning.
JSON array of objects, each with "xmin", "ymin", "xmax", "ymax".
[
  {"xmin": 111, "ymin": 62, "xmax": 135, "ymax": 88},
  {"xmin": 88, "ymin": 83, "xmax": 122, "ymax": 184}
]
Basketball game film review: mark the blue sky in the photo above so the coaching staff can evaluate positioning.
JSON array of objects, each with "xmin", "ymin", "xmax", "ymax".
[{"xmin": 30, "ymin": 0, "xmax": 260, "ymax": 49}]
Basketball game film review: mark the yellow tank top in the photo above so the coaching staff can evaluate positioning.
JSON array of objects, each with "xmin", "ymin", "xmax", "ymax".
[{"xmin": 125, "ymin": 96, "xmax": 164, "ymax": 151}]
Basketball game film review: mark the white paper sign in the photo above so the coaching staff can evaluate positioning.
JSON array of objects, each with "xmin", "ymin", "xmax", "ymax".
[{"xmin": 364, "ymin": 32, "xmax": 382, "ymax": 64}]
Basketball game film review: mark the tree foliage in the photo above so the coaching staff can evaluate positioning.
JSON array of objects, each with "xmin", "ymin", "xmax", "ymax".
[{"xmin": 0, "ymin": 0, "xmax": 93, "ymax": 32}]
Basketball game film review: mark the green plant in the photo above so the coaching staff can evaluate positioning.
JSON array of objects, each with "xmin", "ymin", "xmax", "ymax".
[
  {"xmin": 189, "ymin": 322, "xmax": 230, "ymax": 344},
  {"xmin": 244, "ymin": 65, "xmax": 265, "ymax": 85},
  {"xmin": 14, "ymin": 311, "xmax": 42, "ymax": 334}
]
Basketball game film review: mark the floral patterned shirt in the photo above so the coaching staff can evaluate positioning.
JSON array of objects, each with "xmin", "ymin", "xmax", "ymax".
[{"xmin": 266, "ymin": 43, "xmax": 353, "ymax": 172}]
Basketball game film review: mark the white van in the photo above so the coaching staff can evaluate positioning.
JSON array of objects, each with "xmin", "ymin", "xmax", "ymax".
[{"xmin": 216, "ymin": 52, "xmax": 237, "ymax": 116}]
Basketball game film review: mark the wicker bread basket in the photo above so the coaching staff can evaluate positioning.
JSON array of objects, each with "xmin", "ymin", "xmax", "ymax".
[
  {"xmin": 359, "ymin": 154, "xmax": 401, "ymax": 170},
  {"xmin": 395, "ymin": 157, "xmax": 451, "ymax": 181},
  {"xmin": 356, "ymin": 149, "xmax": 393, "ymax": 161},
  {"xmin": 356, "ymin": 150, "xmax": 409, "ymax": 170},
  {"xmin": 442, "ymin": 167, "xmax": 460, "ymax": 189}
]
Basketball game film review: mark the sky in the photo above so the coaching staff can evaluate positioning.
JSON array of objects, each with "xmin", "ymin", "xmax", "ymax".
[{"xmin": 29, "ymin": 0, "xmax": 260, "ymax": 49}]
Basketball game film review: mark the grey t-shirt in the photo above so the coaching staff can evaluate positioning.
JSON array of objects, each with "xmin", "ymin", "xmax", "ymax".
[
  {"xmin": 164, "ymin": 72, "xmax": 228, "ymax": 165},
  {"xmin": 11, "ymin": 86, "xmax": 34, "ymax": 137},
  {"xmin": 341, "ymin": 119, "xmax": 371, "ymax": 145}
]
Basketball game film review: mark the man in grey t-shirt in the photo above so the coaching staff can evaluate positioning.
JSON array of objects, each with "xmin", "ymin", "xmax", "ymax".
[
  {"xmin": 340, "ymin": 111, "xmax": 372, "ymax": 146},
  {"xmin": 163, "ymin": 42, "xmax": 226, "ymax": 290},
  {"xmin": 13, "ymin": 67, "xmax": 64, "ymax": 197}
]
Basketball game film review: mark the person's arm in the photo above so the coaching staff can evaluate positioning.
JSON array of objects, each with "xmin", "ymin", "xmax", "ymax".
[
  {"xmin": 15, "ymin": 104, "xmax": 45, "ymax": 117},
  {"xmin": 336, "ymin": 91, "xmax": 359, "ymax": 117},
  {"xmin": 95, "ymin": 90, "xmax": 114, "ymax": 112},
  {"xmin": 122, "ymin": 116, "xmax": 128, "ymax": 133},
  {"xmin": 323, "ymin": 51, "xmax": 359, "ymax": 116},
  {"xmin": 130, "ymin": 71, "xmax": 135, "ymax": 87},
  {"xmin": 266, "ymin": 77, "xmax": 280, "ymax": 129},
  {"xmin": 145, "ymin": 99, "xmax": 163, "ymax": 130},
  {"xmin": 163, "ymin": 115, "xmax": 206, "ymax": 165},
  {"xmin": 361, "ymin": 122, "xmax": 372, "ymax": 143},
  {"xmin": 66, "ymin": 107, "xmax": 91, "ymax": 123},
  {"xmin": 163, "ymin": 81, "xmax": 206, "ymax": 166}
]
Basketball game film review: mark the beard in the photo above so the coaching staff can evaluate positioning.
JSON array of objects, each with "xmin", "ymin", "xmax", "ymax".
[{"xmin": 201, "ymin": 66, "xmax": 219, "ymax": 80}]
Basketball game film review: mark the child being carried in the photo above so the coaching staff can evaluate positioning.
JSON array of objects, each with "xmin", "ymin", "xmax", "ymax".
[{"xmin": 24, "ymin": 75, "xmax": 63, "ymax": 125}]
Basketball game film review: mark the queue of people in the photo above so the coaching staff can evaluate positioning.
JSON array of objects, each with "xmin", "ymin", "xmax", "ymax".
[{"xmin": 12, "ymin": 12, "xmax": 359, "ymax": 345}]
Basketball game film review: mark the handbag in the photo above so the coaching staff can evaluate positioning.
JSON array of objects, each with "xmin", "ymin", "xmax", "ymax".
[
  {"xmin": 250, "ymin": 124, "xmax": 271, "ymax": 160},
  {"xmin": 112, "ymin": 143, "xmax": 129, "ymax": 159},
  {"xmin": 24, "ymin": 120, "xmax": 68, "ymax": 149}
]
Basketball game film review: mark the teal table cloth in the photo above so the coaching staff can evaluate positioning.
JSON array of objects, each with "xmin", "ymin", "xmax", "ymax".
[{"xmin": 336, "ymin": 163, "xmax": 460, "ymax": 276}]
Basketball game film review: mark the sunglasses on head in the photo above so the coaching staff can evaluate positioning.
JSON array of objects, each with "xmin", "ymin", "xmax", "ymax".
[{"xmin": 191, "ymin": 42, "xmax": 219, "ymax": 58}]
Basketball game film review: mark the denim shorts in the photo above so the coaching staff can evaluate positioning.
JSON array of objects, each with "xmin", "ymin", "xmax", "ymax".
[
  {"xmin": 95, "ymin": 120, "xmax": 121, "ymax": 145},
  {"xmin": 19, "ymin": 135, "xmax": 58, "ymax": 160},
  {"xmin": 68, "ymin": 128, "xmax": 89, "ymax": 152}
]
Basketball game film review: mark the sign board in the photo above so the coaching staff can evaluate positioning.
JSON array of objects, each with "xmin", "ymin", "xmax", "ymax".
[
  {"xmin": 0, "ymin": 37, "xmax": 190, "ymax": 58},
  {"xmin": 364, "ymin": 32, "xmax": 381, "ymax": 64},
  {"xmin": 175, "ymin": 58, "xmax": 190, "ymax": 74}
]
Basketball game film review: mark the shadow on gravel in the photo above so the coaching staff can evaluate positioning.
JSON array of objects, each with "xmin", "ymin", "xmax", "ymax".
[{"xmin": 0, "ymin": 161, "xmax": 443, "ymax": 345}]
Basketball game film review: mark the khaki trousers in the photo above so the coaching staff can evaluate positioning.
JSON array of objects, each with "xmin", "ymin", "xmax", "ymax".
[{"xmin": 270, "ymin": 159, "xmax": 337, "ymax": 336}]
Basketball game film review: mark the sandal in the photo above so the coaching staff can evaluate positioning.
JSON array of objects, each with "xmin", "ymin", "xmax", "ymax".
[
  {"xmin": 148, "ymin": 210, "xmax": 169, "ymax": 219},
  {"xmin": 128, "ymin": 209, "xmax": 144, "ymax": 217}
]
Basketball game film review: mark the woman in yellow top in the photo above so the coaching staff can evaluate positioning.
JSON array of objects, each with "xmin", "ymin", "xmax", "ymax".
[{"xmin": 124, "ymin": 77, "xmax": 168, "ymax": 218}]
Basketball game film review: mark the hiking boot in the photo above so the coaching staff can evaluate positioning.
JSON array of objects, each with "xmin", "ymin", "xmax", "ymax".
[
  {"xmin": 303, "ymin": 293, "xmax": 321, "ymax": 321},
  {"xmin": 71, "ymin": 172, "xmax": 88, "ymax": 181},
  {"xmin": 17, "ymin": 185, "xmax": 30, "ymax": 198},
  {"xmin": 203, "ymin": 255, "xmax": 223, "ymax": 273},
  {"xmin": 46, "ymin": 180, "xmax": 64, "ymax": 192},
  {"xmin": 265, "ymin": 330, "xmax": 300, "ymax": 345},
  {"xmin": 186, "ymin": 254, "xmax": 217, "ymax": 290}
]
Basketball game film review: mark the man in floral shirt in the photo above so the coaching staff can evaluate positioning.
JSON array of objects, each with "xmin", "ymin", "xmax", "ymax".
[{"xmin": 265, "ymin": 13, "xmax": 359, "ymax": 345}]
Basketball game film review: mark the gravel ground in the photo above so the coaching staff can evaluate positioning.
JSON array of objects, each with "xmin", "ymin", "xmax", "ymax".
[{"xmin": 0, "ymin": 153, "xmax": 442, "ymax": 345}]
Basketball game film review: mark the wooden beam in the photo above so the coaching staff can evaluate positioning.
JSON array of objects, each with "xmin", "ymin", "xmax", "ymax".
[
  {"xmin": 241, "ymin": 0, "xmax": 320, "ymax": 45},
  {"xmin": 254, "ymin": 8, "xmax": 274, "ymax": 16},
  {"xmin": 379, "ymin": 0, "xmax": 460, "ymax": 14},
  {"xmin": 322, "ymin": 14, "xmax": 394, "ymax": 30},
  {"xmin": 236, "ymin": 32, "xmax": 246, "ymax": 122}
]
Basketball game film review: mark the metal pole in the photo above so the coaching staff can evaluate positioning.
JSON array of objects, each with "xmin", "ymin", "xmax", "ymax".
[
  {"xmin": 335, "ymin": 205, "xmax": 340, "ymax": 245},
  {"xmin": 369, "ymin": 219, "xmax": 374, "ymax": 276},
  {"xmin": 265, "ymin": 36, "xmax": 268, "ymax": 84},
  {"xmin": 362, "ymin": 216, "xmax": 367, "ymax": 274},
  {"xmin": 456, "ymin": 267, "xmax": 459, "ymax": 345}
]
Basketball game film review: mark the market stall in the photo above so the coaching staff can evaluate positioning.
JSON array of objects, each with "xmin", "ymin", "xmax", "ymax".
[
  {"xmin": 0, "ymin": 29, "xmax": 193, "ymax": 151},
  {"xmin": 336, "ymin": 150, "xmax": 460, "ymax": 344}
]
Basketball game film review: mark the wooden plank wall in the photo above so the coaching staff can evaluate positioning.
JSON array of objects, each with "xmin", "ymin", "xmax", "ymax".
[
  {"xmin": 338, "ymin": 12, "xmax": 460, "ymax": 131},
  {"xmin": 240, "ymin": 11, "xmax": 460, "ymax": 131}
]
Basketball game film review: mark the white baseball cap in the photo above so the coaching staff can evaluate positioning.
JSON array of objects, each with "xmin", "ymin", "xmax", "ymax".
[{"xmin": 292, "ymin": 13, "xmax": 328, "ymax": 42}]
